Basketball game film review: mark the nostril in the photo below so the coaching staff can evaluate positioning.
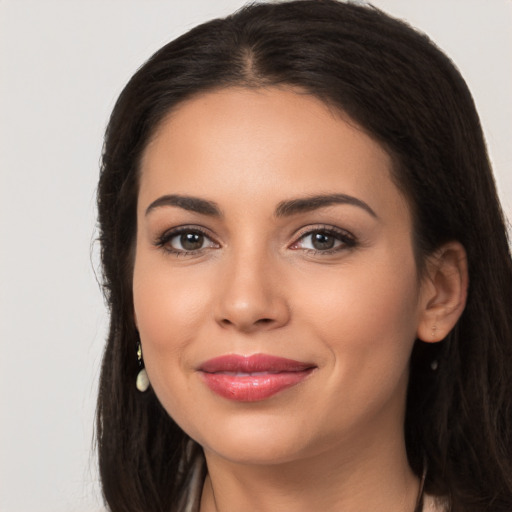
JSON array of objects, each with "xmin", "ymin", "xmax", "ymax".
[
  {"xmin": 256, "ymin": 318, "xmax": 273, "ymax": 324},
  {"xmin": 219, "ymin": 317, "xmax": 273, "ymax": 329}
]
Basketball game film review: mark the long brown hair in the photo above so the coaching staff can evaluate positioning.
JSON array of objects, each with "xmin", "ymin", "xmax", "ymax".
[{"xmin": 96, "ymin": 2, "xmax": 512, "ymax": 510}]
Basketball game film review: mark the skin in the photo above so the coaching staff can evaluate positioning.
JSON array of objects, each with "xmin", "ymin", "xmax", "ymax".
[{"xmin": 133, "ymin": 87, "xmax": 467, "ymax": 512}]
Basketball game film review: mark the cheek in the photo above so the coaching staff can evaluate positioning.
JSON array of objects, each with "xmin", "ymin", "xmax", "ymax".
[
  {"xmin": 283, "ymin": 254, "xmax": 421, "ymax": 439},
  {"xmin": 134, "ymin": 251, "xmax": 212, "ymax": 330},
  {"xmin": 132, "ymin": 255, "xmax": 213, "ymax": 390},
  {"xmin": 297, "ymin": 252, "xmax": 421, "ymax": 376}
]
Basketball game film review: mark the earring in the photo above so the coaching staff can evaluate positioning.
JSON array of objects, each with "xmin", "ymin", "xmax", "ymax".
[
  {"xmin": 136, "ymin": 341, "xmax": 150, "ymax": 392},
  {"xmin": 430, "ymin": 324, "xmax": 439, "ymax": 371}
]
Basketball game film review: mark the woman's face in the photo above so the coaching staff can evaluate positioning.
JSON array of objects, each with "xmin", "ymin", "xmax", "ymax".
[{"xmin": 133, "ymin": 87, "xmax": 428, "ymax": 465}]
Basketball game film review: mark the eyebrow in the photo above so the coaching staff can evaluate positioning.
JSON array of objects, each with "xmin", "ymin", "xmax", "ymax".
[
  {"xmin": 144, "ymin": 192, "xmax": 377, "ymax": 219},
  {"xmin": 275, "ymin": 193, "xmax": 377, "ymax": 218},
  {"xmin": 145, "ymin": 194, "xmax": 222, "ymax": 217}
]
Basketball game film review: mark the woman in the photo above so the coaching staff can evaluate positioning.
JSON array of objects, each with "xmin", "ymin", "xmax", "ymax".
[{"xmin": 96, "ymin": 1, "xmax": 512, "ymax": 511}]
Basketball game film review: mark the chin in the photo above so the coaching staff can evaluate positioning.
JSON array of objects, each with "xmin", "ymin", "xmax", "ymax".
[
  {"xmin": 203, "ymin": 438, "xmax": 307, "ymax": 466},
  {"xmin": 188, "ymin": 412, "xmax": 314, "ymax": 466}
]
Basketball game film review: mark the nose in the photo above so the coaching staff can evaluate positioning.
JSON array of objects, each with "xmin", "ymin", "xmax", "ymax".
[{"xmin": 214, "ymin": 250, "xmax": 290, "ymax": 333}]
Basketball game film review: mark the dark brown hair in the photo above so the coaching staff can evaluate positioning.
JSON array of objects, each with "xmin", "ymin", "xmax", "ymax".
[{"xmin": 96, "ymin": 1, "xmax": 512, "ymax": 510}]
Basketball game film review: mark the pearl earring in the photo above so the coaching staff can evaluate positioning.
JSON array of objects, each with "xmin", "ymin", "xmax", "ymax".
[{"xmin": 136, "ymin": 341, "xmax": 150, "ymax": 392}]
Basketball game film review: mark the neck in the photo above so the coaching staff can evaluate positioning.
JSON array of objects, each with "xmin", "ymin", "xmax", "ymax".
[{"xmin": 200, "ymin": 425, "xmax": 420, "ymax": 512}]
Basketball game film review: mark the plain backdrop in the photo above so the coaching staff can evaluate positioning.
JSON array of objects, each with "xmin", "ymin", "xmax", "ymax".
[{"xmin": 0, "ymin": 1, "xmax": 510, "ymax": 511}]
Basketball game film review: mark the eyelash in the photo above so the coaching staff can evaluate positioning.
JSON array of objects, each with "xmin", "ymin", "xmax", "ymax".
[
  {"xmin": 154, "ymin": 226, "xmax": 218, "ymax": 256},
  {"xmin": 154, "ymin": 225, "xmax": 357, "ymax": 257},
  {"xmin": 290, "ymin": 225, "xmax": 357, "ymax": 255}
]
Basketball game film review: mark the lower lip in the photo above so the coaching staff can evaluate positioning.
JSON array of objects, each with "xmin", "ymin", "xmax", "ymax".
[{"xmin": 200, "ymin": 370, "xmax": 314, "ymax": 402}]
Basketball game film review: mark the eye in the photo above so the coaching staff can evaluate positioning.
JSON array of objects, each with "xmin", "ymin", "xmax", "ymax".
[
  {"xmin": 291, "ymin": 227, "xmax": 356, "ymax": 253},
  {"xmin": 156, "ymin": 227, "xmax": 219, "ymax": 255}
]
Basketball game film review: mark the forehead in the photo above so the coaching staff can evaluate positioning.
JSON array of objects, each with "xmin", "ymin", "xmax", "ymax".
[{"xmin": 138, "ymin": 87, "xmax": 408, "ymax": 221}]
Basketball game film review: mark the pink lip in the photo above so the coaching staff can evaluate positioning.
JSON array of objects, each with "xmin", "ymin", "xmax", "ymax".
[{"xmin": 198, "ymin": 354, "xmax": 316, "ymax": 402}]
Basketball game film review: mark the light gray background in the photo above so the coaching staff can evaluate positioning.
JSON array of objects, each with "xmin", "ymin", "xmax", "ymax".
[{"xmin": 1, "ymin": 1, "xmax": 510, "ymax": 511}]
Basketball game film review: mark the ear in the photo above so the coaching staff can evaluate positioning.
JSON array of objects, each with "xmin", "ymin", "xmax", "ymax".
[{"xmin": 416, "ymin": 241, "xmax": 468, "ymax": 343}]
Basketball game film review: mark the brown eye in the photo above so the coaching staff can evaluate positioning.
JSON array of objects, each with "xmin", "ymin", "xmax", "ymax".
[
  {"xmin": 291, "ymin": 227, "xmax": 356, "ymax": 254},
  {"xmin": 157, "ymin": 228, "xmax": 219, "ymax": 255},
  {"xmin": 179, "ymin": 232, "xmax": 204, "ymax": 251},
  {"xmin": 311, "ymin": 232, "xmax": 335, "ymax": 250}
]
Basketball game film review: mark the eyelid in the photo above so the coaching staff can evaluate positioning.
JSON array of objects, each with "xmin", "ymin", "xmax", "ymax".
[
  {"xmin": 289, "ymin": 224, "xmax": 357, "ymax": 252},
  {"xmin": 154, "ymin": 225, "xmax": 220, "ymax": 255}
]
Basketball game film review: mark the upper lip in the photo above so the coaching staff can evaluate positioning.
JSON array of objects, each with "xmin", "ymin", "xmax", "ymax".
[{"xmin": 198, "ymin": 354, "xmax": 315, "ymax": 373}]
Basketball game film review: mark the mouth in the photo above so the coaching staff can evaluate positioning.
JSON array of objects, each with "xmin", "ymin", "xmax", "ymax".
[{"xmin": 198, "ymin": 354, "xmax": 316, "ymax": 402}]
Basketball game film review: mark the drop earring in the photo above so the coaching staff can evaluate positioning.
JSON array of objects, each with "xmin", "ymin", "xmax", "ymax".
[
  {"xmin": 429, "ymin": 324, "xmax": 439, "ymax": 371},
  {"xmin": 136, "ymin": 340, "xmax": 150, "ymax": 392}
]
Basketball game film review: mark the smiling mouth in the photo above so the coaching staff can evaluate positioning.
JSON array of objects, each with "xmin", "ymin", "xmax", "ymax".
[{"xmin": 198, "ymin": 354, "xmax": 316, "ymax": 402}]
